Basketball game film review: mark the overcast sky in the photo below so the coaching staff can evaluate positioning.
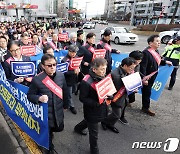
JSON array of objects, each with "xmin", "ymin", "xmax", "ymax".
[{"xmin": 73, "ymin": 0, "xmax": 105, "ymax": 17}]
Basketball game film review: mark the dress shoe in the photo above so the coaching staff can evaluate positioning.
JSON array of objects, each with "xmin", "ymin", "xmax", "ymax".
[
  {"xmin": 119, "ymin": 117, "xmax": 129, "ymax": 125},
  {"xmin": 168, "ymin": 87, "xmax": 173, "ymax": 90},
  {"xmin": 74, "ymin": 127, "xmax": 87, "ymax": 135},
  {"xmin": 142, "ymin": 108, "xmax": 155, "ymax": 116},
  {"xmin": 101, "ymin": 122, "xmax": 107, "ymax": 130},
  {"xmin": 106, "ymin": 125, "xmax": 119, "ymax": 133},
  {"xmin": 70, "ymin": 107, "xmax": 77, "ymax": 114}
]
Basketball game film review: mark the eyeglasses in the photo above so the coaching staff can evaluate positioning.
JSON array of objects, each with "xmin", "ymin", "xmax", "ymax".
[
  {"xmin": 44, "ymin": 63, "xmax": 57, "ymax": 67},
  {"xmin": 10, "ymin": 48, "xmax": 20, "ymax": 52}
]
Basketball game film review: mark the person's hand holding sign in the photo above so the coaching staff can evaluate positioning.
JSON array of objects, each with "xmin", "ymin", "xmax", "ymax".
[
  {"xmin": 142, "ymin": 80, "xmax": 148, "ymax": 86},
  {"xmin": 116, "ymin": 50, "xmax": 121, "ymax": 54},
  {"xmin": 14, "ymin": 77, "xmax": 24, "ymax": 83},
  {"xmin": 74, "ymin": 68, "xmax": 80, "ymax": 75},
  {"xmin": 39, "ymin": 95, "xmax": 48, "ymax": 103},
  {"xmin": 166, "ymin": 60, "xmax": 173, "ymax": 66},
  {"xmin": 84, "ymin": 62, "xmax": 89, "ymax": 66}
]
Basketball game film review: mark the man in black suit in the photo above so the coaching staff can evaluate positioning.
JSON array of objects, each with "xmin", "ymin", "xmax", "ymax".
[{"xmin": 140, "ymin": 35, "xmax": 172, "ymax": 116}]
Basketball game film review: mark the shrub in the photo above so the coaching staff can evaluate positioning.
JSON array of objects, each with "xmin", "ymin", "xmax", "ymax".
[{"xmin": 133, "ymin": 24, "xmax": 180, "ymax": 32}]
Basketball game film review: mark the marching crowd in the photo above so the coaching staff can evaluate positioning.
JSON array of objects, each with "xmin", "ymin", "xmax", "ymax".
[{"xmin": 0, "ymin": 20, "xmax": 180, "ymax": 154}]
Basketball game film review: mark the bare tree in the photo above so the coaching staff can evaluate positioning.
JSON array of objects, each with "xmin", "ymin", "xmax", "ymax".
[{"xmin": 170, "ymin": 0, "xmax": 179, "ymax": 24}]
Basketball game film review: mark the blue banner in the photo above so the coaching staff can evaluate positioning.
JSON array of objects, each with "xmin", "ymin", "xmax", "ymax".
[
  {"xmin": 111, "ymin": 53, "xmax": 174, "ymax": 101},
  {"xmin": 11, "ymin": 61, "xmax": 36, "ymax": 77},
  {"xmin": 30, "ymin": 53, "xmax": 43, "ymax": 67},
  {"xmin": 30, "ymin": 50, "xmax": 68, "ymax": 68},
  {"xmin": 111, "ymin": 53, "xmax": 129, "ymax": 70},
  {"xmin": 0, "ymin": 64, "xmax": 49, "ymax": 149},
  {"xmin": 149, "ymin": 65, "xmax": 174, "ymax": 101},
  {"xmin": 54, "ymin": 50, "xmax": 68, "ymax": 63},
  {"xmin": 56, "ymin": 62, "xmax": 69, "ymax": 73},
  {"xmin": 35, "ymin": 45, "xmax": 43, "ymax": 55}
]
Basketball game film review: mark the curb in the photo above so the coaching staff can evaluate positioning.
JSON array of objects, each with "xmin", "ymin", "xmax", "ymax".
[
  {"xmin": 0, "ymin": 107, "xmax": 25, "ymax": 154},
  {"xmin": 131, "ymin": 30, "xmax": 159, "ymax": 36},
  {"xmin": 0, "ymin": 103, "xmax": 41, "ymax": 154}
]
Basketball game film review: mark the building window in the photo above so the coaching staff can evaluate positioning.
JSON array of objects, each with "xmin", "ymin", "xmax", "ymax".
[
  {"xmin": 172, "ymin": 1, "xmax": 177, "ymax": 6},
  {"xmin": 171, "ymin": 8, "xmax": 175, "ymax": 13},
  {"xmin": 137, "ymin": 10, "xmax": 145, "ymax": 14},
  {"xmin": 154, "ymin": 3, "xmax": 162, "ymax": 7}
]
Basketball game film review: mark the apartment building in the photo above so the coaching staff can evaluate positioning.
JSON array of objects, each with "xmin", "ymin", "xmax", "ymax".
[{"xmin": 104, "ymin": 0, "xmax": 180, "ymax": 24}]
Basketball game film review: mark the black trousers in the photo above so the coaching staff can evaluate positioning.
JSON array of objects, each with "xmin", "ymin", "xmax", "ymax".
[
  {"xmin": 169, "ymin": 67, "xmax": 178, "ymax": 88},
  {"xmin": 142, "ymin": 74, "xmax": 157, "ymax": 109},
  {"xmin": 104, "ymin": 106, "xmax": 122, "ymax": 126},
  {"xmin": 128, "ymin": 93, "xmax": 135, "ymax": 103},
  {"xmin": 74, "ymin": 120, "xmax": 99, "ymax": 154},
  {"xmin": 40, "ymin": 128, "xmax": 54, "ymax": 154}
]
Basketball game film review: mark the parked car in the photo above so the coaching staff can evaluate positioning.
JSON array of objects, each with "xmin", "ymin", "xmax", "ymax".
[
  {"xmin": 159, "ymin": 28, "xmax": 180, "ymax": 44},
  {"xmin": 82, "ymin": 22, "xmax": 95, "ymax": 29},
  {"xmin": 100, "ymin": 27, "xmax": 139, "ymax": 44},
  {"xmin": 98, "ymin": 20, "xmax": 108, "ymax": 25}
]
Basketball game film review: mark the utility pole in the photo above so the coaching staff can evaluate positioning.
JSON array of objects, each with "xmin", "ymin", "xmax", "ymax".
[
  {"xmin": 85, "ymin": 2, "xmax": 90, "ymax": 19},
  {"xmin": 129, "ymin": 0, "xmax": 136, "ymax": 27}
]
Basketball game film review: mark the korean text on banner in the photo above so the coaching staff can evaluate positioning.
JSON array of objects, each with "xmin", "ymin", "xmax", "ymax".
[
  {"xmin": 70, "ymin": 57, "xmax": 83, "ymax": 69},
  {"xmin": 56, "ymin": 62, "xmax": 69, "ymax": 73},
  {"xmin": 0, "ymin": 64, "xmax": 49, "ymax": 149},
  {"xmin": 11, "ymin": 61, "xmax": 36, "ymax": 77},
  {"xmin": 92, "ymin": 49, "xmax": 106, "ymax": 61},
  {"xmin": 95, "ymin": 74, "xmax": 117, "ymax": 104},
  {"xmin": 21, "ymin": 45, "xmax": 36, "ymax": 56},
  {"xmin": 58, "ymin": 33, "xmax": 69, "ymax": 42},
  {"xmin": 111, "ymin": 53, "xmax": 129, "ymax": 70}
]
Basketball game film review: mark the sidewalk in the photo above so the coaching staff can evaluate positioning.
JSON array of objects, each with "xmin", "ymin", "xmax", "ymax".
[
  {"xmin": 0, "ymin": 109, "xmax": 24, "ymax": 154},
  {"xmin": 0, "ymin": 104, "xmax": 41, "ymax": 154}
]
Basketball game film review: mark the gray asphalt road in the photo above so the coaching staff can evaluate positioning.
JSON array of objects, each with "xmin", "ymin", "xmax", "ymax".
[{"xmin": 53, "ymin": 24, "xmax": 180, "ymax": 154}]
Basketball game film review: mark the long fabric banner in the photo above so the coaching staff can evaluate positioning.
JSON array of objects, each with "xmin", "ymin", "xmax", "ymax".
[
  {"xmin": 30, "ymin": 50, "xmax": 68, "ymax": 68},
  {"xmin": 111, "ymin": 53, "xmax": 129, "ymax": 70},
  {"xmin": 0, "ymin": 64, "xmax": 49, "ymax": 149},
  {"xmin": 111, "ymin": 53, "xmax": 174, "ymax": 101}
]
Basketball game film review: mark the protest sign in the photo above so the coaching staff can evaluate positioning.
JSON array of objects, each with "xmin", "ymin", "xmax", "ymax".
[
  {"xmin": 111, "ymin": 53, "xmax": 173, "ymax": 101},
  {"xmin": 21, "ymin": 45, "xmax": 36, "ymax": 56},
  {"xmin": 69, "ymin": 57, "xmax": 83, "ymax": 69},
  {"xmin": 11, "ymin": 61, "xmax": 36, "ymax": 77},
  {"xmin": 122, "ymin": 72, "xmax": 142, "ymax": 95},
  {"xmin": 92, "ymin": 49, "xmax": 106, "ymax": 60},
  {"xmin": 95, "ymin": 74, "xmax": 117, "ymax": 104},
  {"xmin": 58, "ymin": 33, "xmax": 69, "ymax": 41},
  {"xmin": 56, "ymin": 62, "xmax": 69, "ymax": 73}
]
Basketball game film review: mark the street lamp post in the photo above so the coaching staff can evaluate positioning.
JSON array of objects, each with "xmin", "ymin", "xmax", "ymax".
[
  {"xmin": 85, "ymin": 2, "xmax": 90, "ymax": 19},
  {"xmin": 129, "ymin": 0, "xmax": 137, "ymax": 27}
]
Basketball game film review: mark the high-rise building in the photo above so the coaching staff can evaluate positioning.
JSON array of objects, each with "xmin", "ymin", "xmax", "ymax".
[
  {"xmin": 57, "ymin": 0, "xmax": 69, "ymax": 19},
  {"xmin": 0, "ymin": 0, "xmax": 62, "ymax": 21},
  {"xmin": 104, "ymin": 0, "xmax": 180, "ymax": 24}
]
